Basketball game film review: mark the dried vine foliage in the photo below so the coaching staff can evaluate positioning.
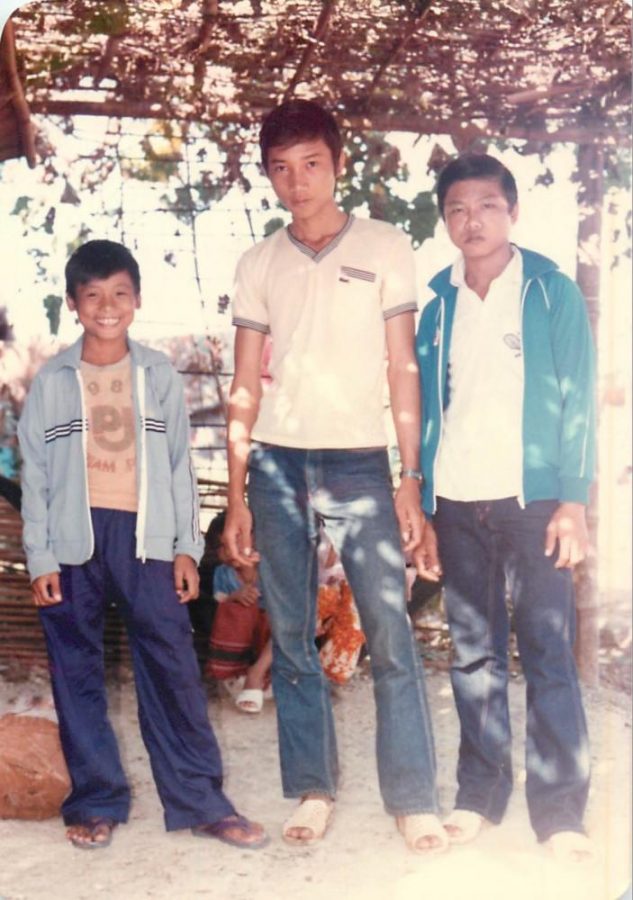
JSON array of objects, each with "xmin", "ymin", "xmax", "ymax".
[{"xmin": 9, "ymin": 0, "xmax": 631, "ymax": 170}]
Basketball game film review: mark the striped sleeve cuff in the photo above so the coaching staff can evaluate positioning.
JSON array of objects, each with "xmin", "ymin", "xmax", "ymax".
[
  {"xmin": 232, "ymin": 316, "xmax": 270, "ymax": 334},
  {"xmin": 383, "ymin": 301, "xmax": 418, "ymax": 321}
]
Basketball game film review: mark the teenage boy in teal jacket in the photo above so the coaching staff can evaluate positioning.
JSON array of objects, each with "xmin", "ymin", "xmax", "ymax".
[{"xmin": 415, "ymin": 154, "xmax": 595, "ymax": 863}]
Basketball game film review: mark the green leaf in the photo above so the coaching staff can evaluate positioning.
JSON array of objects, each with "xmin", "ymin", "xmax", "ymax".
[
  {"xmin": 43, "ymin": 294, "xmax": 63, "ymax": 336},
  {"xmin": 263, "ymin": 217, "xmax": 285, "ymax": 237},
  {"xmin": 407, "ymin": 191, "xmax": 439, "ymax": 248},
  {"xmin": 11, "ymin": 196, "xmax": 31, "ymax": 216},
  {"xmin": 85, "ymin": 1, "xmax": 129, "ymax": 36}
]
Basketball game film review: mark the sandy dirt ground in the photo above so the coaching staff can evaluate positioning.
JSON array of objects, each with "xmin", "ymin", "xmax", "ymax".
[{"xmin": 0, "ymin": 651, "xmax": 630, "ymax": 900}]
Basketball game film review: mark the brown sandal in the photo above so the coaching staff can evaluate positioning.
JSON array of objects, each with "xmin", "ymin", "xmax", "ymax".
[
  {"xmin": 67, "ymin": 817, "xmax": 117, "ymax": 850},
  {"xmin": 192, "ymin": 814, "xmax": 270, "ymax": 849}
]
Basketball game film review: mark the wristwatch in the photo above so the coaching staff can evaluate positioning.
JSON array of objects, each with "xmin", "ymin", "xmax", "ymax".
[{"xmin": 399, "ymin": 468, "xmax": 423, "ymax": 483}]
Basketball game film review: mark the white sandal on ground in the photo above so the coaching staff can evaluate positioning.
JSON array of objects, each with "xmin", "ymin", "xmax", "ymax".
[
  {"xmin": 545, "ymin": 831, "xmax": 595, "ymax": 864},
  {"xmin": 397, "ymin": 813, "xmax": 449, "ymax": 856},
  {"xmin": 235, "ymin": 688, "xmax": 264, "ymax": 714},
  {"xmin": 443, "ymin": 809, "xmax": 486, "ymax": 844},
  {"xmin": 282, "ymin": 797, "xmax": 334, "ymax": 846}
]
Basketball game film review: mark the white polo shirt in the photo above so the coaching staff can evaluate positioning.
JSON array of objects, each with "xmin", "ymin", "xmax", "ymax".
[
  {"xmin": 435, "ymin": 246, "xmax": 524, "ymax": 501},
  {"xmin": 232, "ymin": 215, "xmax": 418, "ymax": 449}
]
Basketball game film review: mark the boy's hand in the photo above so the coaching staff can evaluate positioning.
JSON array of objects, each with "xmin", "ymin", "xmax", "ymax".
[
  {"xmin": 234, "ymin": 585, "xmax": 260, "ymax": 607},
  {"xmin": 412, "ymin": 520, "xmax": 443, "ymax": 582},
  {"xmin": 31, "ymin": 572, "xmax": 62, "ymax": 606},
  {"xmin": 223, "ymin": 499, "xmax": 260, "ymax": 568},
  {"xmin": 544, "ymin": 502, "xmax": 589, "ymax": 568},
  {"xmin": 174, "ymin": 554, "xmax": 200, "ymax": 603},
  {"xmin": 394, "ymin": 479, "xmax": 425, "ymax": 553}
]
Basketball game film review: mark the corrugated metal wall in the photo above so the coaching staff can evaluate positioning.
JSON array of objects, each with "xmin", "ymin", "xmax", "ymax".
[
  {"xmin": 0, "ymin": 497, "xmax": 131, "ymax": 676},
  {"xmin": 0, "ymin": 496, "xmax": 43, "ymax": 673}
]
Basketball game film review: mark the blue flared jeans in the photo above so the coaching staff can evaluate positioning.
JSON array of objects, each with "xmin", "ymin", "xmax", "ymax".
[
  {"xmin": 247, "ymin": 444, "xmax": 438, "ymax": 815},
  {"xmin": 434, "ymin": 497, "xmax": 591, "ymax": 841}
]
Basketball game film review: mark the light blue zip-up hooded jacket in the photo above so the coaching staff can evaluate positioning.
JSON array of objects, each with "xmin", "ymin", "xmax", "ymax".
[
  {"xmin": 18, "ymin": 336, "xmax": 203, "ymax": 580},
  {"xmin": 416, "ymin": 247, "xmax": 596, "ymax": 516}
]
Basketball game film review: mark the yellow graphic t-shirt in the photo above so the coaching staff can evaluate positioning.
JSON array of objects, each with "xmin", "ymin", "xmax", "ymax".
[{"xmin": 80, "ymin": 355, "xmax": 137, "ymax": 512}]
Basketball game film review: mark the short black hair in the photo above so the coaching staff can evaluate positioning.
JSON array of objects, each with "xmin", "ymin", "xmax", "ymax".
[
  {"xmin": 65, "ymin": 239, "xmax": 141, "ymax": 299},
  {"xmin": 259, "ymin": 99, "xmax": 343, "ymax": 173},
  {"xmin": 436, "ymin": 154, "xmax": 518, "ymax": 219},
  {"xmin": 204, "ymin": 510, "xmax": 227, "ymax": 563}
]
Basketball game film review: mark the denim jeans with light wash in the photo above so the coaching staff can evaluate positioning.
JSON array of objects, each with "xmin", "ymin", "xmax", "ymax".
[
  {"xmin": 434, "ymin": 497, "xmax": 591, "ymax": 841},
  {"xmin": 247, "ymin": 444, "xmax": 438, "ymax": 815}
]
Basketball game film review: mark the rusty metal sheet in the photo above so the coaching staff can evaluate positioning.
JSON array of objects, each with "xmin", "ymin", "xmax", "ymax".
[{"xmin": 0, "ymin": 498, "xmax": 131, "ymax": 677}]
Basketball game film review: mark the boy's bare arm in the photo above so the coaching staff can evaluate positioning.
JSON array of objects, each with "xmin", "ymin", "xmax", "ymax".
[
  {"xmin": 385, "ymin": 312, "xmax": 425, "ymax": 553},
  {"xmin": 174, "ymin": 554, "xmax": 200, "ymax": 603},
  {"xmin": 224, "ymin": 327, "xmax": 266, "ymax": 567},
  {"xmin": 31, "ymin": 572, "xmax": 62, "ymax": 606},
  {"xmin": 545, "ymin": 502, "xmax": 589, "ymax": 568}
]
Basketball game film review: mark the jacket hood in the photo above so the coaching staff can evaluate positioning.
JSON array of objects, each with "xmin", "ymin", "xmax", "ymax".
[
  {"xmin": 43, "ymin": 336, "xmax": 169, "ymax": 373},
  {"xmin": 428, "ymin": 246, "xmax": 560, "ymax": 295}
]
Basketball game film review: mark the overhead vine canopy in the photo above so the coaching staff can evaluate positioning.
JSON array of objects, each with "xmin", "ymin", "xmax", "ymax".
[{"xmin": 9, "ymin": 0, "xmax": 632, "ymax": 160}]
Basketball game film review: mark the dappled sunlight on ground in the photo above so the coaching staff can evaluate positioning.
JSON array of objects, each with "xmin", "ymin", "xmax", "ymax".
[{"xmin": 0, "ymin": 664, "xmax": 629, "ymax": 900}]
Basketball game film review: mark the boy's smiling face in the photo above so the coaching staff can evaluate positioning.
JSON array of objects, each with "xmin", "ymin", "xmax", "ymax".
[
  {"xmin": 67, "ymin": 270, "xmax": 140, "ymax": 358},
  {"xmin": 266, "ymin": 137, "xmax": 344, "ymax": 223},
  {"xmin": 443, "ymin": 177, "xmax": 518, "ymax": 262}
]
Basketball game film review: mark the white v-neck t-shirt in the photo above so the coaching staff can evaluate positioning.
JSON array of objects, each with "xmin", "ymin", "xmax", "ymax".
[
  {"xmin": 435, "ymin": 247, "xmax": 525, "ymax": 501},
  {"xmin": 232, "ymin": 216, "xmax": 418, "ymax": 449}
]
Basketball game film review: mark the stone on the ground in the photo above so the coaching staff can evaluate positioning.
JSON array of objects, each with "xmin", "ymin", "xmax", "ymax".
[{"xmin": 0, "ymin": 714, "xmax": 70, "ymax": 819}]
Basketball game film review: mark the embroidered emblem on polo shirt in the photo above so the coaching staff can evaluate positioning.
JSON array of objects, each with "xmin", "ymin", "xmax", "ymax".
[
  {"xmin": 503, "ymin": 332, "xmax": 522, "ymax": 357},
  {"xmin": 339, "ymin": 265, "xmax": 376, "ymax": 283}
]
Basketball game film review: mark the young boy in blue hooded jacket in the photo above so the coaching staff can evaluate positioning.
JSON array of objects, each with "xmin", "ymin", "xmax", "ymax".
[
  {"xmin": 415, "ymin": 154, "xmax": 596, "ymax": 863},
  {"xmin": 18, "ymin": 239, "xmax": 268, "ymax": 851}
]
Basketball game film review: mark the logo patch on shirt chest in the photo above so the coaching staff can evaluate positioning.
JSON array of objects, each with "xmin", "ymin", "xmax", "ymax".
[
  {"xmin": 503, "ymin": 332, "xmax": 522, "ymax": 357},
  {"xmin": 338, "ymin": 265, "xmax": 376, "ymax": 284}
]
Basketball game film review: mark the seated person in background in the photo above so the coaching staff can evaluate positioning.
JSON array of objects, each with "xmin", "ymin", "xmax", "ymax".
[
  {"xmin": 209, "ymin": 545, "xmax": 273, "ymax": 715},
  {"xmin": 198, "ymin": 510, "xmax": 272, "ymax": 714},
  {"xmin": 207, "ymin": 516, "xmax": 366, "ymax": 710}
]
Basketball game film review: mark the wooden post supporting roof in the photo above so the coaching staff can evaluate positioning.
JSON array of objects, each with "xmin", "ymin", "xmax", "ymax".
[
  {"xmin": 0, "ymin": 19, "xmax": 36, "ymax": 167},
  {"xmin": 574, "ymin": 143, "xmax": 606, "ymax": 688}
]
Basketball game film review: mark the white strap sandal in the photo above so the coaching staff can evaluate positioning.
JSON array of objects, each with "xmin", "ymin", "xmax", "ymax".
[
  {"xmin": 397, "ymin": 814, "xmax": 449, "ymax": 856},
  {"xmin": 282, "ymin": 797, "xmax": 334, "ymax": 845},
  {"xmin": 443, "ymin": 809, "xmax": 486, "ymax": 844},
  {"xmin": 545, "ymin": 830, "xmax": 595, "ymax": 864},
  {"xmin": 235, "ymin": 688, "xmax": 264, "ymax": 714}
]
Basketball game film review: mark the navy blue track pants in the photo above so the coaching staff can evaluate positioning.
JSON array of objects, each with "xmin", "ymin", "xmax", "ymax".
[{"xmin": 38, "ymin": 508, "xmax": 235, "ymax": 830}]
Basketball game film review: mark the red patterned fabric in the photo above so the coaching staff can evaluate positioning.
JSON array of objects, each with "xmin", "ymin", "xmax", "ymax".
[{"xmin": 205, "ymin": 602, "xmax": 271, "ymax": 680}]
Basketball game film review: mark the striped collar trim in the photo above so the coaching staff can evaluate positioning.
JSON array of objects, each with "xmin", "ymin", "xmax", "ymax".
[{"xmin": 285, "ymin": 214, "xmax": 354, "ymax": 262}]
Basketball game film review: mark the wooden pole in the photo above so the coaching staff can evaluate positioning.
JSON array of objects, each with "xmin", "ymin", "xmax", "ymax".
[
  {"xmin": 574, "ymin": 142, "xmax": 604, "ymax": 688},
  {"xmin": 0, "ymin": 19, "xmax": 36, "ymax": 167}
]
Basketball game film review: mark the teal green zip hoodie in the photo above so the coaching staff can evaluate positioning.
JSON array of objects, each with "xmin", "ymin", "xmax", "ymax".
[{"xmin": 416, "ymin": 247, "xmax": 596, "ymax": 515}]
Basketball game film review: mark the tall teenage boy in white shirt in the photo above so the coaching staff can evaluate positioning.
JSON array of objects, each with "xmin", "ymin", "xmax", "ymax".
[{"xmin": 223, "ymin": 100, "xmax": 445, "ymax": 855}]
